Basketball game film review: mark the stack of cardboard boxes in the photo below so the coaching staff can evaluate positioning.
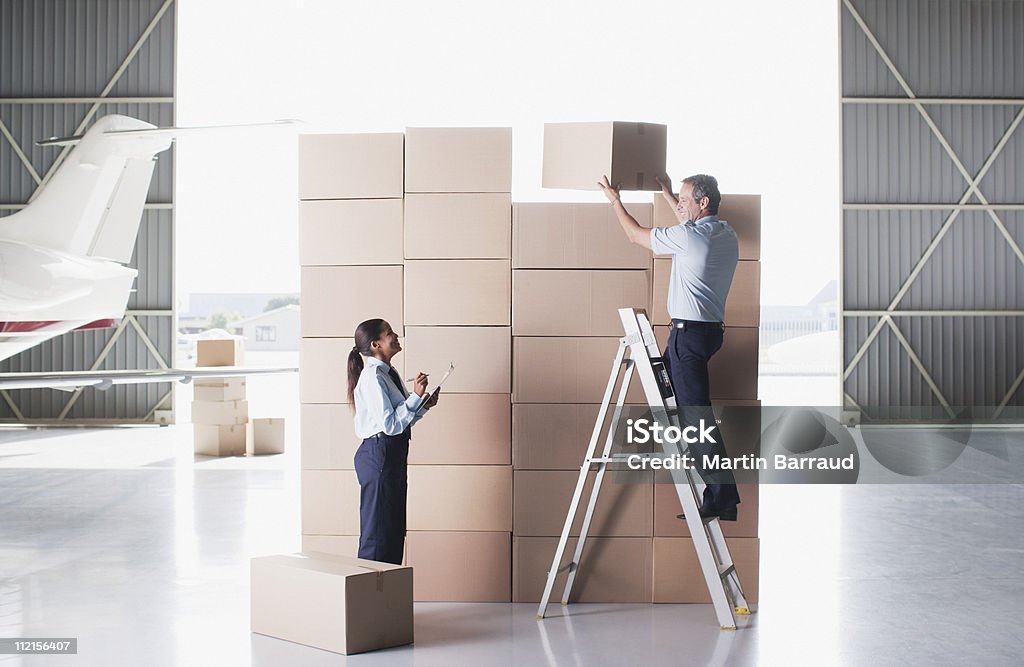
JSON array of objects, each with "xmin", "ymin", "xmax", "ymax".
[
  {"xmin": 296, "ymin": 124, "xmax": 762, "ymax": 605},
  {"xmin": 193, "ymin": 339, "xmax": 248, "ymax": 456},
  {"xmin": 298, "ymin": 129, "xmax": 515, "ymax": 601}
]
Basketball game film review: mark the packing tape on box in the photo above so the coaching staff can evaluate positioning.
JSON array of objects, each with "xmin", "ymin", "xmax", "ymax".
[{"xmin": 356, "ymin": 564, "xmax": 387, "ymax": 592}]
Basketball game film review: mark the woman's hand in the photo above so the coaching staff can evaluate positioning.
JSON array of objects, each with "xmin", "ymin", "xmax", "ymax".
[
  {"xmin": 423, "ymin": 388, "xmax": 440, "ymax": 410},
  {"xmin": 413, "ymin": 372, "xmax": 428, "ymax": 397}
]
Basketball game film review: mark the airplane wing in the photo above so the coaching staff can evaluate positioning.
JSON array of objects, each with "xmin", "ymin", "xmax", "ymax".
[{"xmin": 0, "ymin": 367, "xmax": 297, "ymax": 391}]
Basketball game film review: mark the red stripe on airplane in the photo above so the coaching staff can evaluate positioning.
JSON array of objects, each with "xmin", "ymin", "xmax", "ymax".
[{"xmin": 0, "ymin": 319, "xmax": 120, "ymax": 333}]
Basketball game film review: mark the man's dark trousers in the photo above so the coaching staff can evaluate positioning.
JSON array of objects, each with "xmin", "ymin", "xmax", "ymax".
[
  {"xmin": 354, "ymin": 431, "xmax": 410, "ymax": 564},
  {"xmin": 663, "ymin": 320, "xmax": 741, "ymax": 511}
]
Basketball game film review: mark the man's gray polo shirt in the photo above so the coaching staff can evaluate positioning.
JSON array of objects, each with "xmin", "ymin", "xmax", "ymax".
[{"xmin": 649, "ymin": 214, "xmax": 739, "ymax": 323}]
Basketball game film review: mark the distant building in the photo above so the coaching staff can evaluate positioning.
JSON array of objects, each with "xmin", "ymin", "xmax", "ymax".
[{"xmin": 230, "ymin": 305, "xmax": 300, "ymax": 351}]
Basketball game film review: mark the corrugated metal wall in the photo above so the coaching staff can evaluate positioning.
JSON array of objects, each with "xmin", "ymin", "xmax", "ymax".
[
  {"xmin": 0, "ymin": 0, "xmax": 176, "ymax": 423},
  {"xmin": 840, "ymin": 0, "xmax": 1024, "ymax": 423}
]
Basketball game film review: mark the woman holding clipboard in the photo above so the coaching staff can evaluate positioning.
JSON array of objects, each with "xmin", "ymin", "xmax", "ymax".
[{"xmin": 347, "ymin": 318, "xmax": 439, "ymax": 564}]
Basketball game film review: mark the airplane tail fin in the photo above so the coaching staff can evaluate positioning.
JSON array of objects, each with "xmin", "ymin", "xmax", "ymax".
[{"xmin": 1, "ymin": 115, "xmax": 298, "ymax": 264}]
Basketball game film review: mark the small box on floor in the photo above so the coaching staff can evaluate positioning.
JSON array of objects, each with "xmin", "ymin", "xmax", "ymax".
[
  {"xmin": 193, "ymin": 424, "xmax": 247, "ymax": 457},
  {"xmin": 249, "ymin": 418, "xmax": 285, "ymax": 455},
  {"xmin": 251, "ymin": 552, "xmax": 413, "ymax": 655}
]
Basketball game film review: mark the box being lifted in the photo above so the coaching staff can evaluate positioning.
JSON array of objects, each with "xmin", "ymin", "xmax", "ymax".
[{"xmin": 543, "ymin": 121, "xmax": 667, "ymax": 191}]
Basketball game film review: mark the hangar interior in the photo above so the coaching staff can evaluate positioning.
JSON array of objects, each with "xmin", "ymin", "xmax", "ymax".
[{"xmin": 1, "ymin": 0, "xmax": 1022, "ymax": 664}]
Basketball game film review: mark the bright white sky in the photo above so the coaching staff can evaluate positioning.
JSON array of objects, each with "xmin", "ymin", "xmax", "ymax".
[{"xmin": 175, "ymin": 0, "xmax": 839, "ymax": 307}]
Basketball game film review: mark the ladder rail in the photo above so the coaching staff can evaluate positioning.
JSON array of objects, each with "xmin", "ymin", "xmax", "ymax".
[
  {"xmin": 561, "ymin": 359, "xmax": 636, "ymax": 604},
  {"xmin": 536, "ymin": 339, "xmax": 629, "ymax": 619}
]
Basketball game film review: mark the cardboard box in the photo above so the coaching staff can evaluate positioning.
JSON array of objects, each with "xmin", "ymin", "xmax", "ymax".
[
  {"xmin": 299, "ymin": 199, "xmax": 404, "ymax": 266},
  {"xmin": 654, "ymin": 480, "xmax": 759, "ymax": 538},
  {"xmin": 542, "ymin": 121, "xmax": 667, "ymax": 191},
  {"xmin": 301, "ymin": 337, "xmax": 386, "ymax": 404},
  {"xmin": 404, "ymin": 193, "xmax": 511, "ymax": 259},
  {"xmin": 251, "ymin": 552, "xmax": 413, "ymax": 655},
  {"xmin": 653, "ymin": 193, "xmax": 761, "ymax": 261},
  {"xmin": 193, "ymin": 377, "xmax": 246, "ymax": 402},
  {"xmin": 191, "ymin": 399, "xmax": 248, "ymax": 426},
  {"xmin": 406, "ymin": 394, "xmax": 511, "ymax": 465},
  {"xmin": 513, "ymin": 469, "xmax": 653, "ymax": 537},
  {"xmin": 407, "ymin": 465, "xmax": 512, "ymax": 531},
  {"xmin": 196, "ymin": 338, "xmax": 244, "ymax": 367},
  {"xmin": 301, "ymin": 403, "xmax": 359, "ymax": 469},
  {"xmin": 405, "ymin": 127, "xmax": 512, "ymax": 193},
  {"xmin": 301, "ymin": 266, "xmax": 404, "ymax": 338},
  {"xmin": 652, "ymin": 259, "xmax": 760, "ymax": 327},
  {"xmin": 301, "ymin": 470, "xmax": 360, "ymax": 536},
  {"xmin": 653, "ymin": 537, "xmax": 759, "ymax": 604},
  {"xmin": 654, "ymin": 326, "xmax": 759, "ymax": 400},
  {"xmin": 301, "ymin": 534, "xmax": 361, "ymax": 558},
  {"xmin": 513, "ymin": 536, "xmax": 653, "ymax": 603},
  {"xmin": 405, "ymin": 531, "xmax": 511, "ymax": 601},
  {"xmin": 250, "ymin": 417, "xmax": 285, "ymax": 455},
  {"xmin": 298, "ymin": 133, "xmax": 404, "ymax": 200},
  {"xmin": 512, "ymin": 269, "xmax": 650, "ymax": 336},
  {"xmin": 404, "ymin": 260, "xmax": 511, "ymax": 326},
  {"xmin": 403, "ymin": 327, "xmax": 510, "ymax": 393},
  {"xmin": 512, "ymin": 202, "xmax": 652, "ymax": 269},
  {"xmin": 193, "ymin": 423, "xmax": 247, "ymax": 457},
  {"xmin": 513, "ymin": 403, "xmax": 600, "ymax": 470},
  {"xmin": 512, "ymin": 337, "xmax": 646, "ymax": 403}
]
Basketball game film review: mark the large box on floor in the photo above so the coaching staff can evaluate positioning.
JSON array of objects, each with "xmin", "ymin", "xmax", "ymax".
[
  {"xmin": 654, "ymin": 480, "xmax": 759, "ymax": 538},
  {"xmin": 196, "ymin": 338, "xmax": 244, "ymax": 367},
  {"xmin": 406, "ymin": 394, "xmax": 511, "ymax": 465},
  {"xmin": 301, "ymin": 266, "xmax": 404, "ymax": 337},
  {"xmin": 513, "ymin": 469, "xmax": 653, "ymax": 537},
  {"xmin": 301, "ymin": 404, "xmax": 359, "ymax": 469},
  {"xmin": 405, "ymin": 531, "xmax": 511, "ymax": 601},
  {"xmin": 512, "ymin": 269, "xmax": 650, "ymax": 336},
  {"xmin": 407, "ymin": 465, "xmax": 512, "ymax": 531},
  {"xmin": 512, "ymin": 337, "xmax": 645, "ymax": 403},
  {"xmin": 654, "ymin": 326, "xmax": 759, "ymax": 400},
  {"xmin": 542, "ymin": 121, "xmax": 667, "ymax": 191},
  {"xmin": 251, "ymin": 552, "xmax": 413, "ymax": 655},
  {"xmin": 405, "ymin": 127, "xmax": 512, "ymax": 193},
  {"xmin": 250, "ymin": 418, "xmax": 285, "ymax": 455},
  {"xmin": 653, "ymin": 537, "xmax": 759, "ymax": 604},
  {"xmin": 193, "ymin": 424, "xmax": 248, "ymax": 457},
  {"xmin": 512, "ymin": 202, "xmax": 651, "ymax": 269},
  {"xmin": 653, "ymin": 193, "xmax": 761, "ymax": 261},
  {"xmin": 404, "ymin": 260, "xmax": 511, "ymax": 326},
  {"xmin": 193, "ymin": 377, "xmax": 246, "ymax": 402},
  {"xmin": 403, "ymin": 327, "xmax": 510, "ymax": 393},
  {"xmin": 301, "ymin": 470, "xmax": 360, "ymax": 536},
  {"xmin": 191, "ymin": 399, "xmax": 248, "ymax": 426},
  {"xmin": 513, "ymin": 536, "xmax": 653, "ymax": 603},
  {"xmin": 298, "ymin": 133, "xmax": 404, "ymax": 200},
  {"xmin": 404, "ymin": 193, "xmax": 511, "ymax": 259},
  {"xmin": 652, "ymin": 259, "xmax": 760, "ymax": 327},
  {"xmin": 299, "ymin": 199, "xmax": 404, "ymax": 266}
]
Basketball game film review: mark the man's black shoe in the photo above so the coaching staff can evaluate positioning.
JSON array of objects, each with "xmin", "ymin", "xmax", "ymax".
[{"xmin": 676, "ymin": 505, "xmax": 738, "ymax": 522}]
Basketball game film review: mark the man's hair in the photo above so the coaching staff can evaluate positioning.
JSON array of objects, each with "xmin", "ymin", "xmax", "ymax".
[{"xmin": 682, "ymin": 174, "xmax": 721, "ymax": 215}]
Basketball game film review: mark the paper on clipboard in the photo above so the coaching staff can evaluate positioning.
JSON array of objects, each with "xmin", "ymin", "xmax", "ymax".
[{"xmin": 417, "ymin": 362, "xmax": 454, "ymax": 413}]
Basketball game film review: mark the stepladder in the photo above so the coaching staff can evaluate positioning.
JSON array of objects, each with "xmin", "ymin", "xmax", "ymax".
[{"xmin": 535, "ymin": 308, "xmax": 753, "ymax": 629}]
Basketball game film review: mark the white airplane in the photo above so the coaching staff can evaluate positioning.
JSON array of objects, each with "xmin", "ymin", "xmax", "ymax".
[{"xmin": 0, "ymin": 114, "xmax": 297, "ymax": 391}]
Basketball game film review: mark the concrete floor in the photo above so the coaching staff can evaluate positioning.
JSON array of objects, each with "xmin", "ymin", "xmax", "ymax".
[{"xmin": 0, "ymin": 368, "xmax": 1021, "ymax": 665}]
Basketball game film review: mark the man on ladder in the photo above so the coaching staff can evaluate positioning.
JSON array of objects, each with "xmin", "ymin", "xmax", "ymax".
[{"xmin": 599, "ymin": 172, "xmax": 741, "ymax": 520}]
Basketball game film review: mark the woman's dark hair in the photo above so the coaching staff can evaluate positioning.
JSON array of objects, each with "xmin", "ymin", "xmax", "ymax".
[{"xmin": 347, "ymin": 318, "xmax": 387, "ymax": 405}]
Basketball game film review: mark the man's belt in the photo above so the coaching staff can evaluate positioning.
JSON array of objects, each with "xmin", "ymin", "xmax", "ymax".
[{"xmin": 671, "ymin": 319, "xmax": 724, "ymax": 330}]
